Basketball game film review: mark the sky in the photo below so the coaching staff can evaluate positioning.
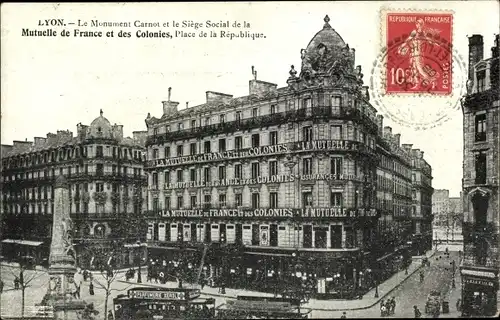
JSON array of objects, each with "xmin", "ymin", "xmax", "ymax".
[{"xmin": 1, "ymin": 1, "xmax": 499, "ymax": 197}]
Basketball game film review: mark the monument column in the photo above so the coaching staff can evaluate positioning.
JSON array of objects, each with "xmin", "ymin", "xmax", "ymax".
[{"xmin": 40, "ymin": 175, "xmax": 86, "ymax": 319}]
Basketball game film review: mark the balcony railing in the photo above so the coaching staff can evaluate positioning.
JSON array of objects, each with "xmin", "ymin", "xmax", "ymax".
[{"xmin": 146, "ymin": 106, "xmax": 379, "ymax": 146}]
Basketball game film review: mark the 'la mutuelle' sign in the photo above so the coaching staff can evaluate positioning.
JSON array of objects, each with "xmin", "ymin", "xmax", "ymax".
[
  {"xmin": 147, "ymin": 140, "xmax": 362, "ymax": 168},
  {"xmin": 155, "ymin": 207, "xmax": 378, "ymax": 219}
]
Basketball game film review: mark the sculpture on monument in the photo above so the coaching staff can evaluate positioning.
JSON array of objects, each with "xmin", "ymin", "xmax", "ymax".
[{"xmin": 40, "ymin": 175, "xmax": 87, "ymax": 319}]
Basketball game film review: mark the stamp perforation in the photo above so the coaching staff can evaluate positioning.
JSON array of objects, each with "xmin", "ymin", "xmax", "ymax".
[{"xmin": 369, "ymin": 6, "xmax": 467, "ymax": 130}]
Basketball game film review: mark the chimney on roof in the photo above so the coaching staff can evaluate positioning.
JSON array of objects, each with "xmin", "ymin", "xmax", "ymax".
[
  {"xmin": 493, "ymin": 34, "xmax": 499, "ymax": 58},
  {"xmin": 376, "ymin": 115, "xmax": 383, "ymax": 136},
  {"xmin": 206, "ymin": 91, "xmax": 233, "ymax": 104},
  {"xmin": 402, "ymin": 143, "xmax": 413, "ymax": 151},
  {"xmin": 394, "ymin": 133, "xmax": 401, "ymax": 146},
  {"xmin": 34, "ymin": 137, "xmax": 47, "ymax": 147},
  {"xmin": 251, "ymin": 66, "xmax": 257, "ymax": 80},
  {"xmin": 468, "ymin": 35, "xmax": 484, "ymax": 80},
  {"xmin": 162, "ymin": 87, "xmax": 179, "ymax": 115},
  {"xmin": 12, "ymin": 140, "xmax": 33, "ymax": 153},
  {"xmin": 383, "ymin": 126, "xmax": 392, "ymax": 140},
  {"xmin": 363, "ymin": 86, "xmax": 370, "ymax": 101}
]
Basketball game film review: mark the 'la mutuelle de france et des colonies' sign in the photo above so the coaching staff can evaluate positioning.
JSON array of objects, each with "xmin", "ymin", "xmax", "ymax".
[
  {"xmin": 147, "ymin": 140, "xmax": 364, "ymax": 168},
  {"xmin": 154, "ymin": 207, "xmax": 378, "ymax": 219}
]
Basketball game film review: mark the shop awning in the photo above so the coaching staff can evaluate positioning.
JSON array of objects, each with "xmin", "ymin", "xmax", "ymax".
[
  {"xmin": 1, "ymin": 239, "xmax": 44, "ymax": 246},
  {"xmin": 461, "ymin": 269, "xmax": 497, "ymax": 279},
  {"xmin": 244, "ymin": 251, "xmax": 292, "ymax": 257},
  {"xmin": 124, "ymin": 243, "xmax": 147, "ymax": 248}
]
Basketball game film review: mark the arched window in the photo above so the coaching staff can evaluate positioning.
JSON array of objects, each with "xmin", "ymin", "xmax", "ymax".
[{"xmin": 94, "ymin": 224, "xmax": 106, "ymax": 238}]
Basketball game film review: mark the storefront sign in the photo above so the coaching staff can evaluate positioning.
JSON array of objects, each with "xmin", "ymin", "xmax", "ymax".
[
  {"xmin": 128, "ymin": 289, "xmax": 200, "ymax": 300},
  {"xmin": 156, "ymin": 207, "xmax": 377, "ymax": 219},
  {"xmin": 296, "ymin": 140, "xmax": 359, "ymax": 151},
  {"xmin": 148, "ymin": 140, "xmax": 365, "ymax": 168},
  {"xmin": 463, "ymin": 278, "xmax": 496, "ymax": 288},
  {"xmin": 164, "ymin": 173, "xmax": 367, "ymax": 190}
]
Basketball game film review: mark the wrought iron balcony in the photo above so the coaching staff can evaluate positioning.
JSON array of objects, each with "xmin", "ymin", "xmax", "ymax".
[{"xmin": 146, "ymin": 106, "xmax": 379, "ymax": 146}]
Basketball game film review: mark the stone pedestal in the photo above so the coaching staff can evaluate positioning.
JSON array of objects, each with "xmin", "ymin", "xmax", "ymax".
[
  {"xmin": 40, "ymin": 264, "xmax": 87, "ymax": 319},
  {"xmin": 38, "ymin": 176, "xmax": 87, "ymax": 319}
]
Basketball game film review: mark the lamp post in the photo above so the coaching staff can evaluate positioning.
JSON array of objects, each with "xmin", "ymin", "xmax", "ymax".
[{"xmin": 369, "ymin": 268, "xmax": 379, "ymax": 298}]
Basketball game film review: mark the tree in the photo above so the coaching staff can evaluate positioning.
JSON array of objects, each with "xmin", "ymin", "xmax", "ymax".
[
  {"xmin": 91, "ymin": 266, "xmax": 116, "ymax": 320},
  {"xmin": 5, "ymin": 259, "xmax": 46, "ymax": 319},
  {"xmin": 90, "ymin": 262, "xmax": 136, "ymax": 320}
]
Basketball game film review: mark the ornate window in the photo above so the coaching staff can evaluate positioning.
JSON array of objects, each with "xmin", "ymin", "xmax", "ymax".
[
  {"xmin": 94, "ymin": 224, "xmax": 106, "ymax": 238},
  {"xmin": 475, "ymin": 113, "xmax": 487, "ymax": 142}
]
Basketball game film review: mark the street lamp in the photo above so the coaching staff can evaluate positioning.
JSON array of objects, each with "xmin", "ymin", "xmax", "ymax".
[{"xmin": 368, "ymin": 268, "xmax": 379, "ymax": 298}]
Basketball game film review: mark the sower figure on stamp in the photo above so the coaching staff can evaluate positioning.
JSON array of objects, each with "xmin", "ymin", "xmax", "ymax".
[{"xmin": 397, "ymin": 18, "xmax": 441, "ymax": 90}]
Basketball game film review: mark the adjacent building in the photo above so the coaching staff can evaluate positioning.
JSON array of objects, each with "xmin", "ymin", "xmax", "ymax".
[
  {"xmin": 433, "ymin": 189, "xmax": 451, "ymax": 227},
  {"xmin": 406, "ymin": 147, "xmax": 434, "ymax": 255},
  {"xmin": 460, "ymin": 34, "xmax": 499, "ymax": 316},
  {"xmin": 144, "ymin": 16, "xmax": 432, "ymax": 299},
  {"xmin": 1, "ymin": 110, "xmax": 148, "ymax": 269},
  {"xmin": 432, "ymin": 189, "xmax": 463, "ymax": 242}
]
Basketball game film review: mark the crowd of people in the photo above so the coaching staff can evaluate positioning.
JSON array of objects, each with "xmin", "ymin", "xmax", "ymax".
[{"xmin": 380, "ymin": 297, "xmax": 397, "ymax": 317}]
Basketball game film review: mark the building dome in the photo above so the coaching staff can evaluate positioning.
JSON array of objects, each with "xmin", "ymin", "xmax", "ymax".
[
  {"xmin": 89, "ymin": 109, "xmax": 112, "ymax": 138},
  {"xmin": 300, "ymin": 15, "xmax": 350, "ymax": 75}
]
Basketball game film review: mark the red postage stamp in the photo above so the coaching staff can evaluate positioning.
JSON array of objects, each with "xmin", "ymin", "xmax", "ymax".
[{"xmin": 385, "ymin": 12, "xmax": 453, "ymax": 95}]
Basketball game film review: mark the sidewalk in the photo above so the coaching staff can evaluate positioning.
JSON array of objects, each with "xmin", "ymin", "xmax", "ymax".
[
  {"xmin": 439, "ymin": 257, "xmax": 463, "ymax": 318},
  {"xmin": 118, "ymin": 249, "xmax": 437, "ymax": 311}
]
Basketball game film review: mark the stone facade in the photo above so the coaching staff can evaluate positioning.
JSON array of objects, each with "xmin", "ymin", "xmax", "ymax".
[
  {"xmin": 143, "ymin": 16, "xmax": 432, "ymax": 298},
  {"xmin": 460, "ymin": 34, "xmax": 500, "ymax": 317},
  {"xmin": 1, "ymin": 110, "xmax": 148, "ymax": 269}
]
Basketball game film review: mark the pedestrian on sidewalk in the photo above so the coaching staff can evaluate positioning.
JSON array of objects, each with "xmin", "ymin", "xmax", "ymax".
[
  {"xmin": 89, "ymin": 281, "xmax": 94, "ymax": 296},
  {"xmin": 380, "ymin": 300, "xmax": 386, "ymax": 317},
  {"xmin": 107, "ymin": 310, "xmax": 114, "ymax": 320},
  {"xmin": 74, "ymin": 282, "xmax": 81, "ymax": 299},
  {"xmin": 0, "ymin": 279, "xmax": 3, "ymax": 293},
  {"xmin": 340, "ymin": 311, "xmax": 347, "ymax": 318},
  {"xmin": 391, "ymin": 297, "xmax": 397, "ymax": 315},
  {"xmin": 14, "ymin": 276, "xmax": 19, "ymax": 290},
  {"xmin": 419, "ymin": 271, "xmax": 424, "ymax": 283},
  {"xmin": 456, "ymin": 298, "xmax": 461, "ymax": 311},
  {"xmin": 413, "ymin": 305, "xmax": 421, "ymax": 318}
]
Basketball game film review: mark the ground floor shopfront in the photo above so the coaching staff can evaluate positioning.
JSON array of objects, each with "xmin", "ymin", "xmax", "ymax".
[
  {"xmin": 73, "ymin": 239, "xmax": 147, "ymax": 270},
  {"xmin": 0, "ymin": 238, "xmax": 49, "ymax": 266},
  {"xmin": 460, "ymin": 268, "xmax": 499, "ymax": 316},
  {"xmin": 147, "ymin": 242, "xmax": 411, "ymax": 300}
]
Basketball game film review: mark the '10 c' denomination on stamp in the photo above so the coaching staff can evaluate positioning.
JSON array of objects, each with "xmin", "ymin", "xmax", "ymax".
[{"xmin": 385, "ymin": 12, "xmax": 453, "ymax": 95}]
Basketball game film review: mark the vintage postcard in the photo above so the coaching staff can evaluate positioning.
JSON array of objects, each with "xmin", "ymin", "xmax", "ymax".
[{"xmin": 1, "ymin": 1, "xmax": 499, "ymax": 319}]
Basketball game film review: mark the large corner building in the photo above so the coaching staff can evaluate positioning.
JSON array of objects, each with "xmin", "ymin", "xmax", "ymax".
[{"xmin": 144, "ymin": 16, "xmax": 433, "ymax": 298}]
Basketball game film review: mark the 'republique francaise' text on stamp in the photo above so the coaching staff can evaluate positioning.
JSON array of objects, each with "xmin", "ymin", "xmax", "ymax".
[{"xmin": 385, "ymin": 12, "xmax": 453, "ymax": 95}]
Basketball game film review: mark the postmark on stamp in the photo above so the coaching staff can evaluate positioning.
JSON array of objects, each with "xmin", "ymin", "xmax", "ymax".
[
  {"xmin": 386, "ymin": 12, "xmax": 453, "ymax": 95},
  {"xmin": 370, "ymin": 9, "xmax": 467, "ymax": 130}
]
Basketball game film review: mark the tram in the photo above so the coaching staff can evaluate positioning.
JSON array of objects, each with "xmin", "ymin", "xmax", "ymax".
[
  {"xmin": 216, "ymin": 295, "xmax": 312, "ymax": 319},
  {"xmin": 113, "ymin": 287, "xmax": 216, "ymax": 320}
]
